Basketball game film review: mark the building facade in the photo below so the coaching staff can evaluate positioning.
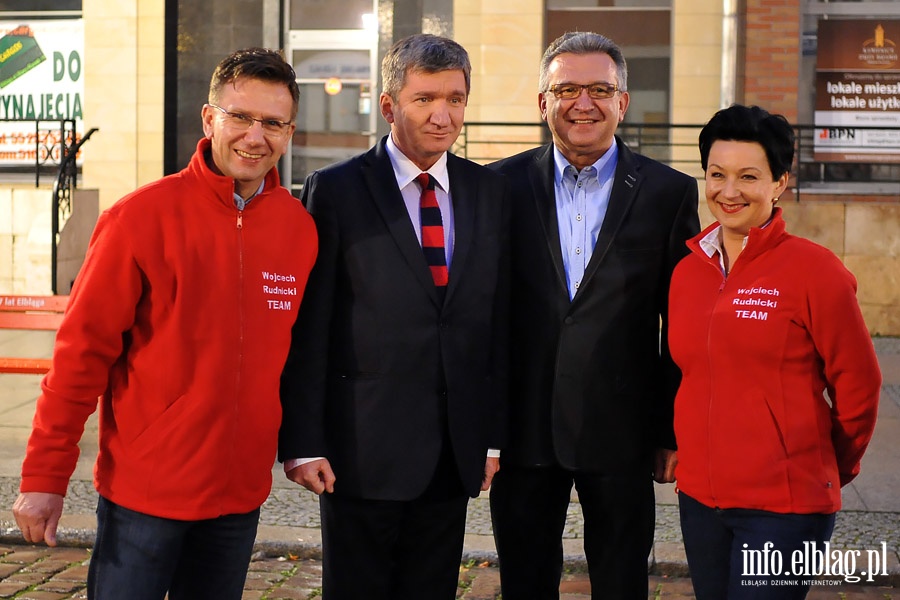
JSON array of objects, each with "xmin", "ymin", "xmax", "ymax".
[{"xmin": 1, "ymin": 0, "xmax": 898, "ymax": 333}]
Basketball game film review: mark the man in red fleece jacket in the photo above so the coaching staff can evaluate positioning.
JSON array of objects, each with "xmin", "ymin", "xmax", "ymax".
[{"xmin": 11, "ymin": 48, "xmax": 317, "ymax": 600}]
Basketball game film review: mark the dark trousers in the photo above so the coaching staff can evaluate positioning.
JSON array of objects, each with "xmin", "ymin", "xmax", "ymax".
[
  {"xmin": 320, "ymin": 441, "xmax": 470, "ymax": 600},
  {"xmin": 679, "ymin": 491, "xmax": 836, "ymax": 600},
  {"xmin": 490, "ymin": 464, "xmax": 655, "ymax": 600},
  {"xmin": 320, "ymin": 492, "xmax": 469, "ymax": 599},
  {"xmin": 87, "ymin": 495, "xmax": 260, "ymax": 600}
]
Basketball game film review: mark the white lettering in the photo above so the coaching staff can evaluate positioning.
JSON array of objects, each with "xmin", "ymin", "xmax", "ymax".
[
  {"xmin": 262, "ymin": 285, "xmax": 298, "ymax": 296},
  {"xmin": 827, "ymin": 81, "xmax": 863, "ymax": 94},
  {"xmin": 746, "ymin": 541, "xmax": 887, "ymax": 584},
  {"xmin": 267, "ymin": 300, "xmax": 292, "ymax": 311},
  {"xmin": 261, "ymin": 271, "xmax": 297, "ymax": 284},
  {"xmin": 830, "ymin": 96, "xmax": 867, "ymax": 109},
  {"xmin": 736, "ymin": 287, "xmax": 780, "ymax": 296},
  {"xmin": 732, "ymin": 298, "xmax": 778, "ymax": 308},
  {"xmin": 735, "ymin": 310, "xmax": 768, "ymax": 320}
]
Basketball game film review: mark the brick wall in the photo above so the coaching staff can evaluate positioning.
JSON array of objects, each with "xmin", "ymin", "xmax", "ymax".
[{"xmin": 740, "ymin": 0, "xmax": 801, "ymax": 121}]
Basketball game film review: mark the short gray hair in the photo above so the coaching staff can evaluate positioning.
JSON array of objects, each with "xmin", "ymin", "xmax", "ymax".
[
  {"xmin": 382, "ymin": 34, "xmax": 471, "ymax": 99},
  {"xmin": 538, "ymin": 32, "xmax": 628, "ymax": 94}
]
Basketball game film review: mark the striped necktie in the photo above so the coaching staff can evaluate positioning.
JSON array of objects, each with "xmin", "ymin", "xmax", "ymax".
[{"xmin": 417, "ymin": 173, "xmax": 448, "ymax": 296}]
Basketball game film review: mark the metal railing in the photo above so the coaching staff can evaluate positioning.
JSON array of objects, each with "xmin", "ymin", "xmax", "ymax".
[
  {"xmin": 453, "ymin": 122, "xmax": 900, "ymax": 197},
  {"xmin": 51, "ymin": 126, "xmax": 98, "ymax": 293},
  {"xmin": 0, "ymin": 119, "xmax": 98, "ymax": 293}
]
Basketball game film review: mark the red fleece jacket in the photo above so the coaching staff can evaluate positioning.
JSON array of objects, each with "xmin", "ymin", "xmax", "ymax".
[
  {"xmin": 20, "ymin": 139, "xmax": 317, "ymax": 520},
  {"xmin": 669, "ymin": 209, "xmax": 880, "ymax": 514}
]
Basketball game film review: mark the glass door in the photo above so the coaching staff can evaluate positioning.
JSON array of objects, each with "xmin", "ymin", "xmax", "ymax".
[{"xmin": 287, "ymin": 5, "xmax": 378, "ymax": 195}]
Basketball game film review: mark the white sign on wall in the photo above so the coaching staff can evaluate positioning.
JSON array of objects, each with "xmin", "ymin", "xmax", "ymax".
[{"xmin": 0, "ymin": 20, "xmax": 85, "ymax": 167}]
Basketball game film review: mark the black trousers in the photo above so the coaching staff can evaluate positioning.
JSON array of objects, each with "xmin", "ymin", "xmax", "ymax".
[
  {"xmin": 490, "ymin": 464, "xmax": 655, "ymax": 600},
  {"xmin": 319, "ymin": 442, "xmax": 469, "ymax": 599}
]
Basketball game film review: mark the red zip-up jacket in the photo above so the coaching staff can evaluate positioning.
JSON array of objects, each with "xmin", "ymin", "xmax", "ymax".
[
  {"xmin": 20, "ymin": 139, "xmax": 318, "ymax": 520},
  {"xmin": 669, "ymin": 209, "xmax": 880, "ymax": 514}
]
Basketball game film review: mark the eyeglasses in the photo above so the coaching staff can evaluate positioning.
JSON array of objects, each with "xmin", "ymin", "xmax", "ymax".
[
  {"xmin": 208, "ymin": 104, "xmax": 293, "ymax": 136},
  {"xmin": 546, "ymin": 82, "xmax": 620, "ymax": 100}
]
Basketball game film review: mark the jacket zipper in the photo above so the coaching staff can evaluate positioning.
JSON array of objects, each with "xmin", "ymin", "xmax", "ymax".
[
  {"xmin": 704, "ymin": 255, "xmax": 726, "ymax": 506},
  {"xmin": 227, "ymin": 208, "xmax": 245, "ymax": 512},
  {"xmin": 236, "ymin": 209, "xmax": 244, "ymax": 392}
]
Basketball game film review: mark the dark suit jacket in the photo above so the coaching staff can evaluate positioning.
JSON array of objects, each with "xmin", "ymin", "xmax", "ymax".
[
  {"xmin": 279, "ymin": 136, "xmax": 510, "ymax": 500},
  {"xmin": 489, "ymin": 136, "xmax": 699, "ymax": 474}
]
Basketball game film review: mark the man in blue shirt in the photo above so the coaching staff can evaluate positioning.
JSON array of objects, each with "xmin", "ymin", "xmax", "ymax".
[{"xmin": 488, "ymin": 31, "xmax": 700, "ymax": 599}]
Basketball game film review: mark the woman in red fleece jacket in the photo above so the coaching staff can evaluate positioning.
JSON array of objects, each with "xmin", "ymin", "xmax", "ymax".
[{"xmin": 669, "ymin": 104, "xmax": 881, "ymax": 599}]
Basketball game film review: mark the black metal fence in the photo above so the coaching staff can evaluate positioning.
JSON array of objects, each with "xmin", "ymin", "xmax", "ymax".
[{"xmin": 452, "ymin": 121, "xmax": 900, "ymax": 194}]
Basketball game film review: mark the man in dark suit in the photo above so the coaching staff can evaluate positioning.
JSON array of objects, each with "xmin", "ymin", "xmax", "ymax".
[
  {"xmin": 278, "ymin": 34, "xmax": 509, "ymax": 600},
  {"xmin": 488, "ymin": 32, "xmax": 700, "ymax": 599}
]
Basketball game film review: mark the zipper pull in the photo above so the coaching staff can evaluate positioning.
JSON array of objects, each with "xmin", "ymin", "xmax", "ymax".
[{"xmin": 237, "ymin": 212, "xmax": 243, "ymax": 229}]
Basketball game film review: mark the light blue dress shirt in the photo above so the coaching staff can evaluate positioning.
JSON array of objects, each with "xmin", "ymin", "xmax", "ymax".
[
  {"xmin": 553, "ymin": 143, "xmax": 618, "ymax": 300},
  {"xmin": 234, "ymin": 180, "xmax": 265, "ymax": 210}
]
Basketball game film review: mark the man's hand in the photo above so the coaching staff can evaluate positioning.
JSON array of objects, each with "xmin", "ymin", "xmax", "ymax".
[
  {"xmin": 653, "ymin": 448, "xmax": 677, "ymax": 484},
  {"xmin": 481, "ymin": 456, "xmax": 500, "ymax": 491},
  {"xmin": 286, "ymin": 458, "xmax": 336, "ymax": 495},
  {"xmin": 13, "ymin": 492, "xmax": 65, "ymax": 547}
]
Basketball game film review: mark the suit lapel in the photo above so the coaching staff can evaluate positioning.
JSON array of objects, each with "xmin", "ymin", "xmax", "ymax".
[
  {"xmin": 445, "ymin": 154, "xmax": 475, "ymax": 306},
  {"xmin": 577, "ymin": 138, "xmax": 641, "ymax": 299},
  {"xmin": 361, "ymin": 139, "xmax": 441, "ymax": 304},
  {"xmin": 530, "ymin": 145, "xmax": 569, "ymax": 295}
]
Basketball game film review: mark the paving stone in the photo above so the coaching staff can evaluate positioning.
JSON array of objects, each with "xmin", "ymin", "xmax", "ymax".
[
  {"xmin": 652, "ymin": 575, "xmax": 696, "ymax": 597},
  {"xmin": 0, "ymin": 548, "xmax": 51, "ymax": 564},
  {"xmin": 52, "ymin": 563, "xmax": 88, "ymax": 582},
  {"xmin": 0, "ymin": 579, "xmax": 31, "ymax": 598},
  {"xmin": 263, "ymin": 588, "xmax": 313, "ymax": 599},
  {"xmin": 4, "ymin": 571, "xmax": 48, "ymax": 586},
  {"xmin": 559, "ymin": 573, "xmax": 591, "ymax": 594},
  {"xmin": 243, "ymin": 569, "xmax": 283, "ymax": 590},
  {"xmin": 0, "ymin": 564, "xmax": 20, "ymax": 578},
  {"xmin": 34, "ymin": 580, "xmax": 84, "ymax": 594},
  {"xmin": 17, "ymin": 591, "xmax": 73, "ymax": 600},
  {"xmin": 464, "ymin": 566, "xmax": 500, "ymax": 598}
]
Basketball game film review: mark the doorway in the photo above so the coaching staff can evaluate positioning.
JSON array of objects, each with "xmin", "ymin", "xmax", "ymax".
[{"xmin": 287, "ymin": 18, "xmax": 378, "ymax": 194}]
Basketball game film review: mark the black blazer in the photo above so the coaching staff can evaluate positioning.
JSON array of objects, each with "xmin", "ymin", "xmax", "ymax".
[
  {"xmin": 489, "ymin": 137, "xmax": 699, "ymax": 474},
  {"xmin": 279, "ymin": 136, "xmax": 510, "ymax": 500}
]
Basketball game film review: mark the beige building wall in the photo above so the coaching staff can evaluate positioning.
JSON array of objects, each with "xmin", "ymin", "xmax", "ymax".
[
  {"xmin": 82, "ymin": 0, "xmax": 165, "ymax": 211},
  {"xmin": 0, "ymin": 187, "xmax": 53, "ymax": 294},
  {"xmin": 454, "ymin": 0, "xmax": 544, "ymax": 162},
  {"xmin": 781, "ymin": 201, "xmax": 900, "ymax": 337},
  {"xmin": 671, "ymin": 0, "xmax": 722, "ymax": 183}
]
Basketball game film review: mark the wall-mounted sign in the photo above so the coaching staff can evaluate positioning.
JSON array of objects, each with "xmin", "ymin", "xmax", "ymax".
[
  {"xmin": 0, "ymin": 19, "xmax": 84, "ymax": 168},
  {"xmin": 294, "ymin": 50, "xmax": 370, "ymax": 80},
  {"xmin": 814, "ymin": 19, "xmax": 900, "ymax": 163}
]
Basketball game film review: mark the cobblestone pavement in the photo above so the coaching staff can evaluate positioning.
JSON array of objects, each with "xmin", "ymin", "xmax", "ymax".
[{"xmin": 0, "ymin": 544, "xmax": 895, "ymax": 600}]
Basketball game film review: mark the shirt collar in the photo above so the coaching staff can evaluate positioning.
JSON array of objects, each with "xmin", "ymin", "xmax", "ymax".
[
  {"xmin": 234, "ymin": 180, "xmax": 265, "ymax": 210},
  {"xmin": 698, "ymin": 225, "xmax": 731, "ymax": 259},
  {"xmin": 698, "ymin": 216, "xmax": 776, "ymax": 259},
  {"xmin": 386, "ymin": 134, "xmax": 450, "ymax": 193},
  {"xmin": 551, "ymin": 142, "xmax": 618, "ymax": 188}
]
